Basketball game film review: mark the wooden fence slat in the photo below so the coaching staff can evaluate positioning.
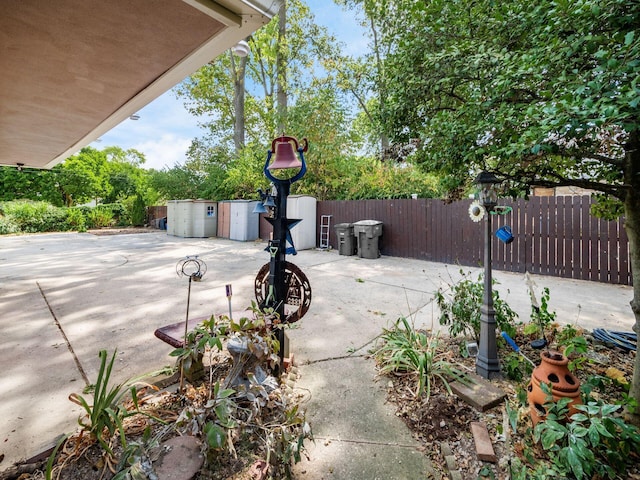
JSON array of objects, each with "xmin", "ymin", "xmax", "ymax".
[
  {"xmin": 556, "ymin": 197, "xmax": 566, "ymax": 278},
  {"xmin": 609, "ymin": 219, "xmax": 620, "ymax": 284},
  {"xmin": 570, "ymin": 196, "xmax": 580, "ymax": 279}
]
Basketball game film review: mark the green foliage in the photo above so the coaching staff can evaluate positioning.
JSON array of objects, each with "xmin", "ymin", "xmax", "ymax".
[
  {"xmin": 502, "ymin": 351, "xmax": 533, "ymax": 382},
  {"xmin": 526, "ymin": 287, "xmax": 556, "ymax": 338},
  {"xmin": 590, "ymin": 194, "xmax": 625, "ymax": 221},
  {"xmin": 435, "ymin": 269, "xmax": 518, "ymax": 343},
  {"xmin": 112, "ymin": 426, "xmax": 160, "ymax": 480},
  {"xmin": 129, "ymin": 193, "xmax": 147, "ymax": 226},
  {"xmin": 0, "ymin": 166, "xmax": 63, "ymax": 206},
  {"xmin": 0, "ymin": 215, "xmax": 20, "ymax": 235},
  {"xmin": 68, "ymin": 350, "xmax": 140, "ymax": 454},
  {"xmin": 0, "ymin": 200, "xmax": 71, "ymax": 233},
  {"xmin": 372, "ymin": 316, "xmax": 466, "ymax": 399},
  {"xmin": 65, "ymin": 207, "xmax": 87, "ymax": 232},
  {"xmin": 379, "ymin": 0, "xmax": 639, "ymax": 199},
  {"xmin": 533, "ymin": 383, "xmax": 640, "ymax": 479}
]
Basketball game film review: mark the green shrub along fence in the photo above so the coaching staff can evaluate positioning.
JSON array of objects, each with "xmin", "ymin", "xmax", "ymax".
[
  {"xmin": 316, "ymin": 196, "xmax": 631, "ymax": 286},
  {"xmin": 0, "ymin": 201, "xmax": 131, "ymax": 234}
]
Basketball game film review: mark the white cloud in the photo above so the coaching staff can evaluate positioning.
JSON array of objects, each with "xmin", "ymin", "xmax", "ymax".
[{"xmin": 134, "ymin": 133, "xmax": 193, "ymax": 171}]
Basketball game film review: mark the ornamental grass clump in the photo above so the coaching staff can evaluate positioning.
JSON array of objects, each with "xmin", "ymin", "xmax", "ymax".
[{"xmin": 373, "ymin": 316, "xmax": 466, "ymax": 400}]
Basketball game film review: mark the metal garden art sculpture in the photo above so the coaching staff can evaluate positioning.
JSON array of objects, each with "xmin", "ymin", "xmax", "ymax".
[
  {"xmin": 176, "ymin": 255, "xmax": 206, "ymax": 390},
  {"xmin": 254, "ymin": 135, "xmax": 312, "ymax": 364}
]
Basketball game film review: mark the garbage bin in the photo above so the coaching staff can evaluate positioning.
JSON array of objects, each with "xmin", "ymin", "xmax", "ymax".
[
  {"xmin": 159, "ymin": 217, "xmax": 167, "ymax": 230},
  {"xmin": 335, "ymin": 223, "xmax": 356, "ymax": 256},
  {"xmin": 353, "ymin": 220, "xmax": 383, "ymax": 259}
]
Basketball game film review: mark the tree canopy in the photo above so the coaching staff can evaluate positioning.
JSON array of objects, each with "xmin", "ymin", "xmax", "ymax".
[{"xmin": 371, "ymin": 0, "xmax": 640, "ymax": 418}]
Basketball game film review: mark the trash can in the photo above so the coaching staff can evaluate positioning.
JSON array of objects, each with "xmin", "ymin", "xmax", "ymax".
[
  {"xmin": 335, "ymin": 223, "xmax": 356, "ymax": 256},
  {"xmin": 353, "ymin": 220, "xmax": 383, "ymax": 259},
  {"xmin": 159, "ymin": 217, "xmax": 167, "ymax": 230}
]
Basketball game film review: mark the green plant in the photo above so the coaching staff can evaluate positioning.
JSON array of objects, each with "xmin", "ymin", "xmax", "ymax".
[
  {"xmin": 68, "ymin": 349, "xmax": 148, "ymax": 454},
  {"xmin": 112, "ymin": 426, "xmax": 162, "ymax": 480},
  {"xmin": 533, "ymin": 383, "xmax": 640, "ymax": 479},
  {"xmin": 170, "ymin": 314, "xmax": 230, "ymax": 393},
  {"xmin": 65, "ymin": 207, "xmax": 86, "ymax": 232},
  {"xmin": 373, "ymin": 316, "xmax": 467, "ymax": 399},
  {"xmin": 0, "ymin": 200, "xmax": 70, "ymax": 233},
  {"xmin": 129, "ymin": 193, "xmax": 147, "ymax": 226},
  {"xmin": 86, "ymin": 207, "xmax": 115, "ymax": 228},
  {"xmin": 558, "ymin": 335, "xmax": 588, "ymax": 372},
  {"xmin": 0, "ymin": 215, "xmax": 19, "ymax": 234},
  {"xmin": 525, "ymin": 286, "xmax": 556, "ymax": 338},
  {"xmin": 502, "ymin": 351, "xmax": 533, "ymax": 382},
  {"xmin": 173, "ymin": 307, "xmax": 312, "ymax": 478},
  {"xmin": 436, "ymin": 269, "xmax": 518, "ymax": 342}
]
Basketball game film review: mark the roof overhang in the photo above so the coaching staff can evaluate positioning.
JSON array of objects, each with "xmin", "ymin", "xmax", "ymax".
[{"xmin": 0, "ymin": 0, "xmax": 278, "ymax": 169}]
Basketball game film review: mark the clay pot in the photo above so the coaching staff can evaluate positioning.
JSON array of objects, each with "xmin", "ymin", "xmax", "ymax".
[{"xmin": 527, "ymin": 350, "xmax": 581, "ymax": 426}]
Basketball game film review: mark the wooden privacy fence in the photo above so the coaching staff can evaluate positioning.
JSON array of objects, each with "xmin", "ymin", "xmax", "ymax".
[{"xmin": 316, "ymin": 196, "xmax": 631, "ymax": 285}]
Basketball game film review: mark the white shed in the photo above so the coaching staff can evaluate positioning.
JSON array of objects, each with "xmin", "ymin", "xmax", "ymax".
[
  {"xmin": 287, "ymin": 195, "xmax": 317, "ymax": 251},
  {"xmin": 166, "ymin": 199, "xmax": 217, "ymax": 238}
]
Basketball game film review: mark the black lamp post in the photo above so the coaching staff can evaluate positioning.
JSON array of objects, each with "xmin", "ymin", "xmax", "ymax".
[{"xmin": 475, "ymin": 171, "xmax": 502, "ymax": 379}]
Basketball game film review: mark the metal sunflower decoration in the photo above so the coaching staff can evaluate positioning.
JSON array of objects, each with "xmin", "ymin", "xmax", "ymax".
[{"xmin": 469, "ymin": 200, "xmax": 485, "ymax": 222}]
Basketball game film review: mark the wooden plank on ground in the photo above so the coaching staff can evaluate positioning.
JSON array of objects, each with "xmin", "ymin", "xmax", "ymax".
[{"xmin": 450, "ymin": 373, "xmax": 506, "ymax": 412}]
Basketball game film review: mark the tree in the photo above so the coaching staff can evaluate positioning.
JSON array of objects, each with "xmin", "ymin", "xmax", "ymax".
[
  {"xmin": 0, "ymin": 166, "xmax": 61, "ymax": 205},
  {"xmin": 376, "ymin": 0, "xmax": 640, "ymax": 420},
  {"xmin": 56, "ymin": 147, "xmax": 108, "ymax": 206},
  {"xmin": 102, "ymin": 147, "xmax": 148, "ymax": 203}
]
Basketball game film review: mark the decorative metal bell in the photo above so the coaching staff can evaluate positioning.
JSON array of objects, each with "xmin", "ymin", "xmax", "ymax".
[
  {"xmin": 268, "ymin": 136, "xmax": 303, "ymax": 170},
  {"xmin": 263, "ymin": 195, "xmax": 276, "ymax": 208},
  {"xmin": 253, "ymin": 201, "xmax": 268, "ymax": 214}
]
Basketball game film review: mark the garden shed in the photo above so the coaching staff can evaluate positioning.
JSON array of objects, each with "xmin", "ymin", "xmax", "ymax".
[
  {"xmin": 217, "ymin": 200, "xmax": 260, "ymax": 241},
  {"xmin": 166, "ymin": 199, "xmax": 217, "ymax": 238},
  {"xmin": 287, "ymin": 195, "xmax": 317, "ymax": 251}
]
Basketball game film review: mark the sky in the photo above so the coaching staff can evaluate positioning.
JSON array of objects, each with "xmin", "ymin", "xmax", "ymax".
[{"xmin": 90, "ymin": 1, "xmax": 367, "ymax": 171}]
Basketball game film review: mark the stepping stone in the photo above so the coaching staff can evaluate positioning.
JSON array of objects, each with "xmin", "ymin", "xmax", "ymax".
[
  {"xmin": 450, "ymin": 373, "xmax": 506, "ymax": 412},
  {"xmin": 154, "ymin": 436, "xmax": 204, "ymax": 480}
]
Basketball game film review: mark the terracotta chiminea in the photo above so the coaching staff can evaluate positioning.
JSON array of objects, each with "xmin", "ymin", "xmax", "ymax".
[{"xmin": 527, "ymin": 350, "xmax": 581, "ymax": 426}]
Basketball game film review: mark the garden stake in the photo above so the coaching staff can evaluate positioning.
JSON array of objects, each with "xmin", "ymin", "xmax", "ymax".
[
  {"xmin": 176, "ymin": 256, "xmax": 207, "ymax": 392},
  {"xmin": 501, "ymin": 331, "xmax": 536, "ymax": 368},
  {"xmin": 226, "ymin": 284, "xmax": 233, "ymax": 321}
]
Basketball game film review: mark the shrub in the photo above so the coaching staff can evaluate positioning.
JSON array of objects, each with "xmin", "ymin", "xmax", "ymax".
[
  {"xmin": 65, "ymin": 207, "xmax": 86, "ymax": 232},
  {"xmin": 533, "ymin": 383, "xmax": 640, "ymax": 479},
  {"xmin": 0, "ymin": 200, "xmax": 69, "ymax": 233},
  {"xmin": 127, "ymin": 193, "xmax": 147, "ymax": 226},
  {"xmin": 0, "ymin": 215, "xmax": 20, "ymax": 234},
  {"xmin": 86, "ymin": 207, "xmax": 115, "ymax": 228},
  {"xmin": 435, "ymin": 269, "xmax": 518, "ymax": 342}
]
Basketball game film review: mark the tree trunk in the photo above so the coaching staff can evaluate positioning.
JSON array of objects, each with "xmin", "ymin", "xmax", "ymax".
[
  {"xmin": 623, "ymin": 131, "xmax": 640, "ymax": 425},
  {"xmin": 232, "ymin": 53, "xmax": 247, "ymax": 154},
  {"xmin": 276, "ymin": 0, "xmax": 287, "ymax": 133}
]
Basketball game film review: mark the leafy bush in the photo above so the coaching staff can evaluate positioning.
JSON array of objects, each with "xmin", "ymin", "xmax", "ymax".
[
  {"xmin": 533, "ymin": 383, "xmax": 640, "ymax": 479},
  {"xmin": 435, "ymin": 269, "xmax": 518, "ymax": 342},
  {"xmin": 0, "ymin": 200, "xmax": 70, "ymax": 233},
  {"xmin": 0, "ymin": 215, "xmax": 20, "ymax": 234},
  {"xmin": 85, "ymin": 206, "xmax": 115, "ymax": 228},
  {"xmin": 129, "ymin": 193, "xmax": 147, "ymax": 226},
  {"xmin": 65, "ymin": 207, "xmax": 86, "ymax": 232}
]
